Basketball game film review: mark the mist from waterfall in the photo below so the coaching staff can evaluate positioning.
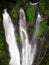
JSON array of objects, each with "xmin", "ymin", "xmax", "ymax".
[{"xmin": 2, "ymin": 9, "xmax": 20, "ymax": 65}]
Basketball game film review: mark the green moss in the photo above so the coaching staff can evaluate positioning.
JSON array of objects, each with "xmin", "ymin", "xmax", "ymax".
[
  {"xmin": 40, "ymin": 21, "xmax": 48, "ymax": 34},
  {"xmin": 0, "ymin": 40, "xmax": 4, "ymax": 49},
  {"xmin": 0, "ymin": 50, "xmax": 6, "ymax": 58},
  {"xmin": 39, "ymin": 0, "xmax": 45, "ymax": 13},
  {"xmin": 45, "ymin": 10, "xmax": 49, "ymax": 16},
  {"xmin": 25, "ymin": 5, "xmax": 35, "ymax": 24},
  {"xmin": 0, "ymin": 29, "xmax": 5, "ymax": 49},
  {"xmin": 11, "ymin": 0, "xmax": 23, "ymax": 19},
  {"xmin": 16, "ymin": 33, "xmax": 20, "ymax": 43},
  {"xmin": 39, "ymin": 21, "xmax": 49, "ymax": 42},
  {"xmin": 0, "ymin": 16, "xmax": 2, "ymax": 23},
  {"xmin": 1, "ymin": 58, "xmax": 9, "ymax": 65}
]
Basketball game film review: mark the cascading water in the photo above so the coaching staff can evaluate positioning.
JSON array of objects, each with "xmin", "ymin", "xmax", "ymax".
[
  {"xmin": 2, "ymin": 8, "xmax": 44, "ymax": 65},
  {"xmin": 19, "ymin": 8, "xmax": 30, "ymax": 65},
  {"xmin": 33, "ymin": 11, "xmax": 43, "ymax": 39},
  {"xmin": 19, "ymin": 8, "xmax": 44, "ymax": 65},
  {"xmin": 2, "ymin": 9, "xmax": 20, "ymax": 65},
  {"xmin": 19, "ymin": 8, "xmax": 37, "ymax": 65},
  {"xmin": 31, "ymin": 10, "xmax": 44, "ymax": 65}
]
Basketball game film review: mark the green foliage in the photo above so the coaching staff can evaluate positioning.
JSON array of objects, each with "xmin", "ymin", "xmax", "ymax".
[
  {"xmin": 0, "ymin": 39, "xmax": 4, "ymax": 49},
  {"xmin": 1, "ymin": 57, "xmax": 9, "ymax": 65},
  {"xmin": 0, "ymin": 29, "xmax": 5, "ymax": 49},
  {"xmin": 45, "ymin": 10, "xmax": 49, "ymax": 16},
  {"xmin": 0, "ymin": 0, "xmax": 49, "ymax": 65},
  {"xmin": 0, "ymin": 16, "xmax": 2, "ymax": 23},
  {"xmin": 0, "ymin": 50, "xmax": 6, "ymax": 58},
  {"xmin": 39, "ymin": 21, "xmax": 48, "ymax": 41},
  {"xmin": 11, "ymin": 0, "xmax": 22, "ymax": 19},
  {"xmin": 39, "ymin": 0, "xmax": 45, "ymax": 13},
  {"xmin": 25, "ymin": 5, "xmax": 35, "ymax": 24},
  {"xmin": 40, "ymin": 21, "xmax": 48, "ymax": 34}
]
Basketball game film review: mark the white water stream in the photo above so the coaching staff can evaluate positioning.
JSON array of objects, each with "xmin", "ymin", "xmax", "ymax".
[
  {"xmin": 2, "ymin": 9, "xmax": 20, "ymax": 65},
  {"xmin": 2, "ymin": 8, "xmax": 43, "ymax": 65},
  {"xmin": 19, "ymin": 8, "xmax": 37, "ymax": 65}
]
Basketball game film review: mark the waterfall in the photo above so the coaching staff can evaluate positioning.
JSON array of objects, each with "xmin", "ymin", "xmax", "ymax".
[
  {"xmin": 2, "ymin": 8, "xmax": 43, "ymax": 65},
  {"xmin": 2, "ymin": 9, "xmax": 20, "ymax": 65},
  {"xmin": 19, "ymin": 8, "xmax": 30, "ymax": 65},
  {"xmin": 19, "ymin": 8, "xmax": 37, "ymax": 65},
  {"xmin": 33, "ymin": 12, "xmax": 43, "ymax": 39},
  {"xmin": 31, "ymin": 11, "xmax": 43, "ymax": 65}
]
